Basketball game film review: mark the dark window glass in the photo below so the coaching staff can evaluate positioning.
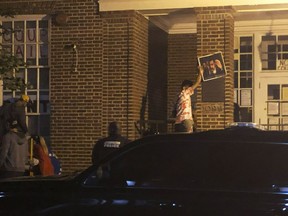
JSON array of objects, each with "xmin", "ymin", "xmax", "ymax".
[
  {"xmin": 283, "ymin": 44, "xmax": 288, "ymax": 52},
  {"xmin": 234, "ymin": 60, "xmax": 238, "ymax": 71},
  {"xmin": 240, "ymin": 54, "xmax": 252, "ymax": 70},
  {"xmin": 240, "ymin": 72, "xmax": 252, "ymax": 88},
  {"xmin": 266, "ymin": 53, "xmax": 276, "ymax": 70},
  {"xmin": 2, "ymin": 22, "xmax": 12, "ymax": 43},
  {"xmin": 40, "ymin": 68, "xmax": 49, "ymax": 89},
  {"xmin": 239, "ymin": 107, "xmax": 252, "ymax": 122},
  {"xmin": 268, "ymin": 85, "xmax": 280, "ymax": 100},
  {"xmin": 234, "ymin": 72, "xmax": 238, "ymax": 88},
  {"xmin": 27, "ymin": 68, "xmax": 37, "ymax": 89},
  {"xmin": 283, "ymin": 53, "xmax": 288, "ymax": 59},
  {"xmin": 240, "ymin": 37, "xmax": 252, "ymax": 53}
]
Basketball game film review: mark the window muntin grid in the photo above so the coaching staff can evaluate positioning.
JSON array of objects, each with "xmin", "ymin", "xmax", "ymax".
[{"xmin": 1, "ymin": 16, "xmax": 50, "ymax": 137}]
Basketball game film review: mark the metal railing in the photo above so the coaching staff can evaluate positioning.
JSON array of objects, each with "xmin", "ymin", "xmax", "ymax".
[{"xmin": 134, "ymin": 119, "xmax": 175, "ymax": 137}]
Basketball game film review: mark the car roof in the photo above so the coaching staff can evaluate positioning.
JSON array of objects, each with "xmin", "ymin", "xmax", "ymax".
[{"xmin": 133, "ymin": 127, "xmax": 288, "ymax": 144}]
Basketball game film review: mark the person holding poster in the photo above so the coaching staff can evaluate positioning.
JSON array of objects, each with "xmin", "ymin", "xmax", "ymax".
[{"xmin": 173, "ymin": 67, "xmax": 203, "ymax": 133}]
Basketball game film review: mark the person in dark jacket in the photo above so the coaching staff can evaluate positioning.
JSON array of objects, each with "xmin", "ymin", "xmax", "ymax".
[
  {"xmin": 0, "ymin": 120, "xmax": 28, "ymax": 178},
  {"xmin": 12, "ymin": 95, "xmax": 29, "ymax": 136},
  {"xmin": 0, "ymin": 94, "xmax": 29, "ymax": 141},
  {"xmin": 92, "ymin": 121, "xmax": 130, "ymax": 165}
]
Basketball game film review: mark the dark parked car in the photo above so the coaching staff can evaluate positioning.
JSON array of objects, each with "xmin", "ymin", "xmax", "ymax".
[{"xmin": 1, "ymin": 126, "xmax": 288, "ymax": 216}]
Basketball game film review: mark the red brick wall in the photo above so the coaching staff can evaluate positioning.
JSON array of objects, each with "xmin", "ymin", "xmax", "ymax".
[
  {"xmin": 50, "ymin": 0, "xmax": 103, "ymax": 173},
  {"xmin": 196, "ymin": 7, "xmax": 234, "ymax": 131},
  {"xmin": 101, "ymin": 11, "xmax": 149, "ymax": 140}
]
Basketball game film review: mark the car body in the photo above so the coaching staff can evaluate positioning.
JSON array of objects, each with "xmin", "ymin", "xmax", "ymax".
[{"xmin": 1, "ymin": 126, "xmax": 288, "ymax": 216}]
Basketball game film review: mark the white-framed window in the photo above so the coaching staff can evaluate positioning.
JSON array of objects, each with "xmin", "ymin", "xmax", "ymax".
[
  {"xmin": 0, "ymin": 15, "xmax": 50, "ymax": 137},
  {"xmin": 260, "ymin": 35, "xmax": 288, "ymax": 71},
  {"xmin": 267, "ymin": 84, "xmax": 288, "ymax": 130},
  {"xmin": 234, "ymin": 35, "xmax": 253, "ymax": 122}
]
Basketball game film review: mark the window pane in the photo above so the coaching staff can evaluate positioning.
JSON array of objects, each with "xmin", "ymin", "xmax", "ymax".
[
  {"xmin": 27, "ymin": 44, "xmax": 37, "ymax": 65},
  {"xmin": 40, "ymin": 91, "xmax": 50, "ymax": 113},
  {"xmin": 28, "ymin": 115, "xmax": 39, "ymax": 135},
  {"xmin": 2, "ymin": 22, "xmax": 12, "ymax": 43},
  {"xmin": 240, "ymin": 72, "xmax": 252, "ymax": 88},
  {"xmin": 40, "ymin": 68, "xmax": 49, "ymax": 89},
  {"xmin": 279, "ymin": 35, "xmax": 288, "ymax": 45},
  {"xmin": 39, "ymin": 44, "xmax": 48, "ymax": 65},
  {"xmin": 27, "ymin": 68, "xmax": 37, "ymax": 89},
  {"xmin": 234, "ymin": 72, "xmax": 238, "ymax": 88},
  {"xmin": 234, "ymin": 59, "xmax": 238, "ymax": 71},
  {"xmin": 283, "ymin": 44, "xmax": 288, "ymax": 52},
  {"xmin": 240, "ymin": 37, "xmax": 252, "ymax": 53},
  {"xmin": 27, "ymin": 91, "xmax": 37, "ymax": 113},
  {"xmin": 14, "ymin": 44, "xmax": 24, "ymax": 60},
  {"xmin": 268, "ymin": 85, "xmax": 280, "ymax": 100},
  {"xmin": 234, "ymin": 89, "xmax": 238, "ymax": 104},
  {"xmin": 26, "ymin": 21, "xmax": 36, "ymax": 43},
  {"xmin": 240, "ymin": 89, "xmax": 252, "ymax": 106},
  {"xmin": 240, "ymin": 107, "xmax": 252, "ymax": 122},
  {"xmin": 267, "ymin": 53, "xmax": 276, "ymax": 70},
  {"xmin": 3, "ymin": 92, "xmax": 13, "ymax": 102},
  {"xmin": 240, "ymin": 54, "xmax": 252, "ymax": 70},
  {"xmin": 2, "ymin": 45, "xmax": 12, "ymax": 54},
  {"xmin": 14, "ymin": 21, "xmax": 24, "ymax": 44},
  {"xmin": 16, "ymin": 68, "xmax": 25, "ymax": 80},
  {"xmin": 39, "ymin": 21, "xmax": 48, "ymax": 43}
]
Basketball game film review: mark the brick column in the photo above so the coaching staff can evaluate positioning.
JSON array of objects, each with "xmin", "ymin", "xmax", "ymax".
[
  {"xmin": 195, "ymin": 7, "xmax": 234, "ymax": 131},
  {"xmin": 101, "ymin": 11, "xmax": 149, "ymax": 140},
  {"xmin": 50, "ymin": 0, "xmax": 103, "ymax": 172}
]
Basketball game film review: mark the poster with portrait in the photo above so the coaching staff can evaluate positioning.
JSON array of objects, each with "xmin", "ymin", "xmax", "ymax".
[{"xmin": 198, "ymin": 51, "xmax": 227, "ymax": 81}]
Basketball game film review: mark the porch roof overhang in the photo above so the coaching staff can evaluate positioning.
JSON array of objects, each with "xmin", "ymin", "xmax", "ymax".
[{"xmin": 99, "ymin": 0, "xmax": 288, "ymax": 33}]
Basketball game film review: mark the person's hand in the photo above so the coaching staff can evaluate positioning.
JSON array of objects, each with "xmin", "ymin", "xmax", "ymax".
[
  {"xmin": 28, "ymin": 158, "xmax": 39, "ymax": 166},
  {"xmin": 214, "ymin": 59, "xmax": 223, "ymax": 69}
]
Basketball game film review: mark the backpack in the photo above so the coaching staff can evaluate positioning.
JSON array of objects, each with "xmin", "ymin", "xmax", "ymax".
[{"xmin": 48, "ymin": 151, "xmax": 62, "ymax": 175}]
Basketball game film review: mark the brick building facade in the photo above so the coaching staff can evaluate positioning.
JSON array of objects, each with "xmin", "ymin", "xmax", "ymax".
[{"xmin": 0, "ymin": 0, "xmax": 235, "ymax": 173}]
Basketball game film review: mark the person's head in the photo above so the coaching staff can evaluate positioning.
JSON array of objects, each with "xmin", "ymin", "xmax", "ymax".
[
  {"xmin": 108, "ymin": 121, "xmax": 121, "ymax": 136},
  {"xmin": 209, "ymin": 59, "xmax": 216, "ymax": 72},
  {"xmin": 181, "ymin": 80, "xmax": 194, "ymax": 95},
  {"xmin": 31, "ymin": 135, "xmax": 49, "ymax": 155}
]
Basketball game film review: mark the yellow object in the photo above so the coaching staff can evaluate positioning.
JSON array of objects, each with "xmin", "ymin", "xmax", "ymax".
[{"xmin": 21, "ymin": 94, "xmax": 30, "ymax": 102}]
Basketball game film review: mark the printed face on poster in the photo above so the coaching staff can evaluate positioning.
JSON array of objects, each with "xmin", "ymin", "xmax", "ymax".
[{"xmin": 198, "ymin": 52, "xmax": 227, "ymax": 81}]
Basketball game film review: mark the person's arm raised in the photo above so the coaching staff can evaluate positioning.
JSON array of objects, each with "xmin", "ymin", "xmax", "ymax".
[{"xmin": 192, "ymin": 66, "xmax": 203, "ymax": 90}]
